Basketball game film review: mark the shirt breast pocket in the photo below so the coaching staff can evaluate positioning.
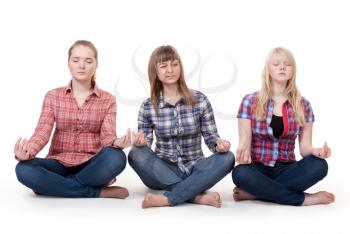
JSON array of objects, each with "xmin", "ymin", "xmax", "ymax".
[
  {"xmin": 181, "ymin": 112, "xmax": 200, "ymax": 136},
  {"xmin": 155, "ymin": 118, "xmax": 173, "ymax": 138},
  {"xmin": 252, "ymin": 120, "xmax": 268, "ymax": 137}
]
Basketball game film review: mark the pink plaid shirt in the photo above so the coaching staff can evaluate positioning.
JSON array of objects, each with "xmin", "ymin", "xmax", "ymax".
[{"xmin": 27, "ymin": 81, "xmax": 117, "ymax": 167}]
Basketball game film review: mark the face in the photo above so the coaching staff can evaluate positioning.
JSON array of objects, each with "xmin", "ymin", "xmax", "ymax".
[
  {"xmin": 156, "ymin": 59, "xmax": 181, "ymax": 86},
  {"xmin": 268, "ymin": 52, "xmax": 293, "ymax": 84},
  {"xmin": 68, "ymin": 45, "xmax": 97, "ymax": 82}
]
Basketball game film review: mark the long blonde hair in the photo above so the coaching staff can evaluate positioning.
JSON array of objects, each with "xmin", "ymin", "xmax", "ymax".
[
  {"xmin": 255, "ymin": 47, "xmax": 305, "ymax": 126},
  {"xmin": 148, "ymin": 45, "xmax": 196, "ymax": 115},
  {"xmin": 68, "ymin": 40, "xmax": 98, "ymax": 86}
]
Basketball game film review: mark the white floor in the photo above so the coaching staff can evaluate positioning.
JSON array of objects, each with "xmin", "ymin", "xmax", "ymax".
[{"xmin": 2, "ymin": 159, "xmax": 348, "ymax": 234}]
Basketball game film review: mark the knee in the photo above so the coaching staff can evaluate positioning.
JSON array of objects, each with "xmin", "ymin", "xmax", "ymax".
[
  {"xmin": 100, "ymin": 147, "xmax": 127, "ymax": 172},
  {"xmin": 308, "ymin": 156, "xmax": 328, "ymax": 180},
  {"xmin": 128, "ymin": 146, "xmax": 150, "ymax": 165},
  {"xmin": 232, "ymin": 164, "xmax": 252, "ymax": 186},
  {"xmin": 15, "ymin": 160, "xmax": 36, "ymax": 185},
  {"xmin": 221, "ymin": 151, "xmax": 235, "ymax": 166},
  {"xmin": 218, "ymin": 151, "xmax": 235, "ymax": 172}
]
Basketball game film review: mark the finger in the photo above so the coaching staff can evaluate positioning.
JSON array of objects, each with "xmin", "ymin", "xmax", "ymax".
[
  {"xmin": 23, "ymin": 141, "xmax": 28, "ymax": 154},
  {"xmin": 25, "ymin": 149, "xmax": 31, "ymax": 158},
  {"xmin": 117, "ymin": 136, "xmax": 125, "ymax": 146},
  {"xmin": 248, "ymin": 156, "xmax": 252, "ymax": 163},
  {"xmin": 325, "ymin": 147, "xmax": 331, "ymax": 157},
  {"xmin": 242, "ymin": 150, "xmax": 249, "ymax": 163},
  {"xmin": 319, "ymin": 146, "xmax": 325, "ymax": 158},
  {"xmin": 125, "ymin": 130, "xmax": 131, "ymax": 144},
  {"xmin": 223, "ymin": 144, "xmax": 229, "ymax": 152},
  {"xmin": 236, "ymin": 149, "xmax": 243, "ymax": 162},
  {"xmin": 141, "ymin": 134, "xmax": 147, "ymax": 145},
  {"xmin": 123, "ymin": 135, "xmax": 128, "ymax": 145},
  {"xmin": 133, "ymin": 133, "xmax": 141, "ymax": 146},
  {"xmin": 244, "ymin": 149, "xmax": 251, "ymax": 163},
  {"xmin": 132, "ymin": 131, "xmax": 136, "ymax": 143},
  {"xmin": 322, "ymin": 142, "xmax": 329, "ymax": 155},
  {"xmin": 134, "ymin": 132, "xmax": 142, "ymax": 145},
  {"xmin": 222, "ymin": 141, "xmax": 229, "ymax": 149},
  {"xmin": 18, "ymin": 138, "xmax": 26, "ymax": 151},
  {"xmin": 323, "ymin": 146, "xmax": 329, "ymax": 157},
  {"xmin": 140, "ymin": 132, "xmax": 145, "ymax": 140},
  {"xmin": 113, "ymin": 138, "xmax": 119, "ymax": 147},
  {"xmin": 19, "ymin": 139, "xmax": 28, "ymax": 155},
  {"xmin": 218, "ymin": 143, "xmax": 224, "ymax": 152},
  {"xmin": 125, "ymin": 129, "xmax": 130, "ymax": 142},
  {"xmin": 133, "ymin": 132, "xmax": 139, "ymax": 143},
  {"xmin": 14, "ymin": 137, "xmax": 22, "ymax": 153}
]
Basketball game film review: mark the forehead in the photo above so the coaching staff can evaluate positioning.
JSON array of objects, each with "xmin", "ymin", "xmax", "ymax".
[
  {"xmin": 270, "ymin": 52, "xmax": 292, "ymax": 62},
  {"xmin": 70, "ymin": 45, "xmax": 95, "ymax": 58},
  {"xmin": 157, "ymin": 58, "xmax": 179, "ymax": 64}
]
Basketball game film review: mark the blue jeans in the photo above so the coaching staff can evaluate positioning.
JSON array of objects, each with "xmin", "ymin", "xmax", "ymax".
[
  {"xmin": 128, "ymin": 146, "xmax": 235, "ymax": 206},
  {"xmin": 15, "ymin": 147, "xmax": 127, "ymax": 198},
  {"xmin": 232, "ymin": 155, "xmax": 328, "ymax": 206}
]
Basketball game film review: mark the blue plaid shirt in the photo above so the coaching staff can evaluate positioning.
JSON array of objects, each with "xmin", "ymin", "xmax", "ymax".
[{"xmin": 138, "ymin": 90, "xmax": 220, "ymax": 175}]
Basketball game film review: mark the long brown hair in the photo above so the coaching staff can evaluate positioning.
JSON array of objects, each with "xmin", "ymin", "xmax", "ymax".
[
  {"xmin": 68, "ymin": 40, "xmax": 98, "ymax": 86},
  {"xmin": 255, "ymin": 47, "xmax": 305, "ymax": 126},
  {"xmin": 148, "ymin": 45, "xmax": 196, "ymax": 115}
]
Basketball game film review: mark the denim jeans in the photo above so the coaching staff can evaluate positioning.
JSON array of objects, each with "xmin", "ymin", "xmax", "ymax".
[
  {"xmin": 128, "ymin": 146, "xmax": 235, "ymax": 206},
  {"xmin": 232, "ymin": 155, "xmax": 328, "ymax": 206},
  {"xmin": 15, "ymin": 147, "xmax": 127, "ymax": 198}
]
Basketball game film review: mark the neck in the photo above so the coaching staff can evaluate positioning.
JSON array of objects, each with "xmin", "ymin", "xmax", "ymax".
[
  {"xmin": 72, "ymin": 79, "xmax": 93, "ymax": 93},
  {"xmin": 162, "ymin": 83, "xmax": 180, "ymax": 98},
  {"xmin": 271, "ymin": 81, "xmax": 287, "ymax": 98}
]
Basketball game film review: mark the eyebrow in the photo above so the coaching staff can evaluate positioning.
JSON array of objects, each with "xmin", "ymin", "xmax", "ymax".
[
  {"xmin": 271, "ymin": 60, "xmax": 291, "ymax": 63},
  {"xmin": 158, "ymin": 59, "xmax": 179, "ymax": 65},
  {"xmin": 72, "ymin": 57, "xmax": 94, "ymax": 60}
]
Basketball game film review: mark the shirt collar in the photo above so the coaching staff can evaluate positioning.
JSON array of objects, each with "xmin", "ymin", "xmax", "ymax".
[
  {"xmin": 158, "ymin": 92, "xmax": 185, "ymax": 109},
  {"xmin": 268, "ymin": 96, "xmax": 291, "ymax": 106},
  {"xmin": 64, "ymin": 80, "xmax": 101, "ymax": 97}
]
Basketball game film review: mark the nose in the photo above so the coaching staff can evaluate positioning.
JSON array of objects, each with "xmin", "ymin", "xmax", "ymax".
[
  {"xmin": 280, "ymin": 64, "xmax": 286, "ymax": 70},
  {"xmin": 166, "ymin": 65, "xmax": 173, "ymax": 73},
  {"xmin": 79, "ymin": 61, "xmax": 85, "ymax": 69}
]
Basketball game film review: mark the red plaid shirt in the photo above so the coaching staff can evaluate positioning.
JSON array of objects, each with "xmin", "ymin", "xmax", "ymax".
[
  {"xmin": 237, "ymin": 92, "xmax": 314, "ymax": 167},
  {"xmin": 27, "ymin": 81, "xmax": 117, "ymax": 166}
]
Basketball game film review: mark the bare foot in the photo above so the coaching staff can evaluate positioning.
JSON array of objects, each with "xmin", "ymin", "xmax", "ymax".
[
  {"xmin": 194, "ymin": 192, "xmax": 221, "ymax": 208},
  {"xmin": 105, "ymin": 178, "xmax": 116, "ymax": 187},
  {"xmin": 142, "ymin": 193, "xmax": 170, "ymax": 208},
  {"xmin": 302, "ymin": 191, "xmax": 335, "ymax": 206},
  {"xmin": 233, "ymin": 187, "xmax": 257, "ymax": 201},
  {"xmin": 100, "ymin": 186, "xmax": 129, "ymax": 199}
]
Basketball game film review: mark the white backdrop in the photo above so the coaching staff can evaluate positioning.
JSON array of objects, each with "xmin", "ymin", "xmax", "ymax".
[{"xmin": 0, "ymin": 0, "xmax": 349, "ymax": 233}]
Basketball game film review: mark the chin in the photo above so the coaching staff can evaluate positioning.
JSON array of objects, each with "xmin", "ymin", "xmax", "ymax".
[{"xmin": 73, "ymin": 77, "xmax": 91, "ymax": 82}]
